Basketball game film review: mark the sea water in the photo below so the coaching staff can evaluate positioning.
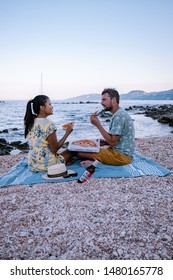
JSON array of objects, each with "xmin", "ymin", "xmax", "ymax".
[{"xmin": 0, "ymin": 99, "xmax": 173, "ymax": 144}]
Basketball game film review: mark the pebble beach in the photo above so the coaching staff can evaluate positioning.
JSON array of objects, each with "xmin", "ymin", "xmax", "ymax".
[{"xmin": 0, "ymin": 136, "xmax": 173, "ymax": 260}]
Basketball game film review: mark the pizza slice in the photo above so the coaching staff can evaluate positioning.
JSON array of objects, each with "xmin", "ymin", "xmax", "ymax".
[
  {"xmin": 62, "ymin": 122, "xmax": 75, "ymax": 130},
  {"xmin": 92, "ymin": 110, "xmax": 98, "ymax": 116}
]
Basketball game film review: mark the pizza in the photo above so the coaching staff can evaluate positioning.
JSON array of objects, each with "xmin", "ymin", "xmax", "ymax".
[
  {"xmin": 62, "ymin": 122, "xmax": 75, "ymax": 130},
  {"xmin": 92, "ymin": 111, "xmax": 98, "ymax": 116},
  {"xmin": 71, "ymin": 139, "xmax": 97, "ymax": 147}
]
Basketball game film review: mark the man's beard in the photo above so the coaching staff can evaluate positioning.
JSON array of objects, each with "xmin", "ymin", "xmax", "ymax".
[{"xmin": 104, "ymin": 104, "xmax": 112, "ymax": 111}]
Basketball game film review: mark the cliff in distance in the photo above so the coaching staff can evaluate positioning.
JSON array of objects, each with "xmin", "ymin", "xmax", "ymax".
[{"xmin": 120, "ymin": 89, "xmax": 173, "ymax": 100}]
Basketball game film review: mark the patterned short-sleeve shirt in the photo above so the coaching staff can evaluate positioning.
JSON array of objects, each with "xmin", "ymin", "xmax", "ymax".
[
  {"xmin": 27, "ymin": 118, "xmax": 61, "ymax": 171},
  {"xmin": 109, "ymin": 108, "xmax": 135, "ymax": 157}
]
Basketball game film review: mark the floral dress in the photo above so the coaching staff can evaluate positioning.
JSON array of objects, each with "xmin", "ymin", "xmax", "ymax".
[{"xmin": 27, "ymin": 118, "xmax": 64, "ymax": 171}]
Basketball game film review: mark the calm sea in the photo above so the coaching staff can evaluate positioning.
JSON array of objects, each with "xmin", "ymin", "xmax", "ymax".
[{"xmin": 0, "ymin": 100, "xmax": 173, "ymax": 144}]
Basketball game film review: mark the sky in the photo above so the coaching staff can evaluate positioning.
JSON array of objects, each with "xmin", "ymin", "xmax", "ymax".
[{"xmin": 0, "ymin": 0, "xmax": 173, "ymax": 100}]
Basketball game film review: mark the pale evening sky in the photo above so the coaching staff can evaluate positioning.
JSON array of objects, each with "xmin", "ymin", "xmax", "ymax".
[{"xmin": 0, "ymin": 0, "xmax": 173, "ymax": 100}]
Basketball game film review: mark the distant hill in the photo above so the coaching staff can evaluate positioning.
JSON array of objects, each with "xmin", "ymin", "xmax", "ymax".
[
  {"xmin": 62, "ymin": 89, "xmax": 173, "ymax": 102},
  {"xmin": 120, "ymin": 89, "xmax": 173, "ymax": 100},
  {"xmin": 63, "ymin": 93, "xmax": 100, "ymax": 103}
]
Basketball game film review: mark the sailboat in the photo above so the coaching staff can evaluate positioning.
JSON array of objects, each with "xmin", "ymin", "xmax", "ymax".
[{"xmin": 39, "ymin": 72, "xmax": 43, "ymax": 94}]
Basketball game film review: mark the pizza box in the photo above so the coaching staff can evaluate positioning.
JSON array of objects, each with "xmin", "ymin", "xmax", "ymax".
[{"xmin": 68, "ymin": 138, "xmax": 100, "ymax": 153}]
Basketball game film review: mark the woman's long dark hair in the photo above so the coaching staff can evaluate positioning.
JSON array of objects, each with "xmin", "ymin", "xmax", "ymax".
[{"xmin": 24, "ymin": 95, "xmax": 49, "ymax": 138}]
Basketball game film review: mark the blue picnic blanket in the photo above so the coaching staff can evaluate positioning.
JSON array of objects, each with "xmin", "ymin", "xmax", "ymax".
[{"xmin": 0, "ymin": 153, "xmax": 172, "ymax": 188}]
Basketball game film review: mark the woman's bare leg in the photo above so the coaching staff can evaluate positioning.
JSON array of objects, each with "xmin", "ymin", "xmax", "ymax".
[{"xmin": 60, "ymin": 149, "xmax": 74, "ymax": 165}]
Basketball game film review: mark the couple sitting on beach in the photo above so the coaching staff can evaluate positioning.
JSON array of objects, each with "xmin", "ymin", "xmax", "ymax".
[{"xmin": 24, "ymin": 88, "xmax": 135, "ymax": 172}]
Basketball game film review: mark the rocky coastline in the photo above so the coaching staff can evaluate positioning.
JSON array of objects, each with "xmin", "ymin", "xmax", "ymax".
[
  {"xmin": 0, "ymin": 139, "xmax": 28, "ymax": 156},
  {"xmin": 126, "ymin": 104, "xmax": 173, "ymax": 126}
]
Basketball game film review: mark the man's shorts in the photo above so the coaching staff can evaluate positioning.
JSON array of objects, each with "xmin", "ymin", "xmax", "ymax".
[{"xmin": 93, "ymin": 146, "xmax": 132, "ymax": 165}]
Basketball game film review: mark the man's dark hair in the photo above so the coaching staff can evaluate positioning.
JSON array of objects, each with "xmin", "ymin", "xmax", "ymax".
[{"xmin": 101, "ymin": 88, "xmax": 119, "ymax": 104}]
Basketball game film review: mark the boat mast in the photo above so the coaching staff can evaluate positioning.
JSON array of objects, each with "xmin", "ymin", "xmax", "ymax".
[{"xmin": 40, "ymin": 72, "xmax": 43, "ymax": 94}]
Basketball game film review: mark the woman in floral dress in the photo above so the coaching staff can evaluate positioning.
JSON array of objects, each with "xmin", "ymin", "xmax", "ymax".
[{"xmin": 24, "ymin": 95, "xmax": 73, "ymax": 171}]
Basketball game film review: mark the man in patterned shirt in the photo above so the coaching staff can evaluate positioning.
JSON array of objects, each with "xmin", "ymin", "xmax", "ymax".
[{"xmin": 78, "ymin": 88, "xmax": 135, "ymax": 165}]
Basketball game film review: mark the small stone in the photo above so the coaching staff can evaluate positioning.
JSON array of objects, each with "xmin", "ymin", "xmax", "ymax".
[
  {"xmin": 48, "ymin": 255, "xmax": 58, "ymax": 260},
  {"xmin": 153, "ymin": 254, "xmax": 161, "ymax": 260},
  {"xmin": 112, "ymin": 250, "xmax": 118, "ymax": 257},
  {"xmin": 120, "ymin": 231, "xmax": 126, "ymax": 237},
  {"xmin": 117, "ymin": 249, "xmax": 124, "ymax": 256},
  {"xmin": 20, "ymin": 230, "xmax": 28, "ymax": 237},
  {"xmin": 162, "ymin": 235, "xmax": 172, "ymax": 242}
]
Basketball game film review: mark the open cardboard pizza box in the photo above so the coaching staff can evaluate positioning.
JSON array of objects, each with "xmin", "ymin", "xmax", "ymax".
[{"xmin": 68, "ymin": 138, "xmax": 100, "ymax": 153}]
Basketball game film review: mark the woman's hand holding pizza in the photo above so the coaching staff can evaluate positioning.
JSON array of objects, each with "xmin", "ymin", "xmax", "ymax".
[{"xmin": 62, "ymin": 122, "xmax": 74, "ymax": 135}]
